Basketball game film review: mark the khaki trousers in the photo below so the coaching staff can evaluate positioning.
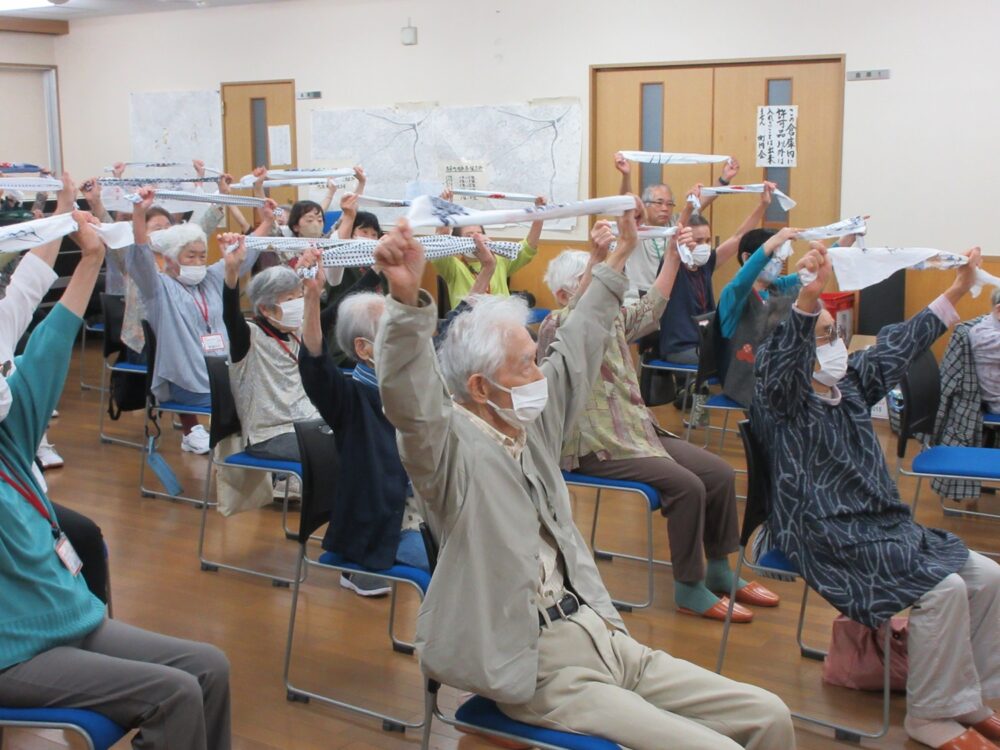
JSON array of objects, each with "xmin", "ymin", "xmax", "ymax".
[{"xmin": 498, "ymin": 606, "xmax": 794, "ymax": 750}]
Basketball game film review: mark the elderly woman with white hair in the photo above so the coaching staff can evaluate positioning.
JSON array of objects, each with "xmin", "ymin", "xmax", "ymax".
[
  {"xmin": 298, "ymin": 250, "xmax": 427, "ymax": 597},
  {"xmin": 375, "ymin": 211, "xmax": 794, "ymax": 750},
  {"xmin": 126, "ymin": 188, "xmax": 276, "ymax": 454},
  {"xmin": 536, "ymin": 236, "xmax": 779, "ymax": 622},
  {"xmin": 219, "ymin": 235, "xmax": 319, "ymax": 464}
]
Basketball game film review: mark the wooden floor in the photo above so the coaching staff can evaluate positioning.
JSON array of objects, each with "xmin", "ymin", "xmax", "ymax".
[{"xmin": 6, "ymin": 339, "xmax": 999, "ymax": 750}]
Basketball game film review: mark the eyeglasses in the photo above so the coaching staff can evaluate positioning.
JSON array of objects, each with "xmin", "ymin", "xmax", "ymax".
[
  {"xmin": 643, "ymin": 199, "xmax": 676, "ymax": 209},
  {"xmin": 815, "ymin": 322, "xmax": 844, "ymax": 345}
]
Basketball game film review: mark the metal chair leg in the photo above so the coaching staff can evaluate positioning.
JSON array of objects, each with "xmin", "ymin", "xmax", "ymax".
[
  {"xmin": 388, "ymin": 582, "xmax": 417, "ymax": 655},
  {"xmin": 716, "ymin": 545, "xmax": 746, "ymax": 673},
  {"xmin": 589, "ymin": 486, "xmax": 663, "ymax": 610}
]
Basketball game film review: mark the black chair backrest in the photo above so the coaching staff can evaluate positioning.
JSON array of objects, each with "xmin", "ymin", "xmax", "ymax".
[
  {"xmin": 693, "ymin": 311, "xmax": 720, "ymax": 390},
  {"xmin": 204, "ymin": 356, "xmax": 241, "ymax": 450},
  {"xmin": 737, "ymin": 419, "xmax": 772, "ymax": 547},
  {"xmin": 100, "ymin": 293, "xmax": 126, "ymax": 360},
  {"xmin": 897, "ymin": 349, "xmax": 941, "ymax": 459},
  {"xmin": 436, "ymin": 275, "xmax": 451, "ymax": 320},
  {"xmin": 419, "ymin": 522, "xmax": 439, "ymax": 575},
  {"xmin": 293, "ymin": 419, "xmax": 339, "ymax": 545}
]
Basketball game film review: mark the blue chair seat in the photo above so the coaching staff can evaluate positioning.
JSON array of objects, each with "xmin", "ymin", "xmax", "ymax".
[
  {"xmin": 108, "ymin": 362, "xmax": 147, "ymax": 374},
  {"xmin": 85, "ymin": 322, "xmax": 105, "ymax": 333},
  {"xmin": 705, "ymin": 394, "xmax": 743, "ymax": 410},
  {"xmin": 561, "ymin": 472, "xmax": 660, "ymax": 511},
  {"xmin": 757, "ymin": 548, "xmax": 799, "ymax": 575},
  {"xmin": 221, "ymin": 453, "xmax": 301, "ymax": 476},
  {"xmin": 912, "ymin": 446, "xmax": 1000, "ymax": 480},
  {"xmin": 317, "ymin": 551, "xmax": 431, "ymax": 593},
  {"xmin": 0, "ymin": 707, "xmax": 126, "ymax": 750},
  {"xmin": 644, "ymin": 359, "xmax": 697, "ymax": 372},
  {"xmin": 528, "ymin": 308, "xmax": 551, "ymax": 325},
  {"xmin": 456, "ymin": 696, "xmax": 620, "ymax": 750},
  {"xmin": 157, "ymin": 401, "xmax": 211, "ymax": 416},
  {"xmin": 985, "ymin": 412, "xmax": 1000, "ymax": 426}
]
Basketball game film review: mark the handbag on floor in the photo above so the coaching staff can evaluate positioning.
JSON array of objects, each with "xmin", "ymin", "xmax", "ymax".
[{"xmin": 822, "ymin": 615, "xmax": 909, "ymax": 692}]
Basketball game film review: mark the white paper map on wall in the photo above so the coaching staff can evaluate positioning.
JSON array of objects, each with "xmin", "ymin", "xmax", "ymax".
[
  {"xmin": 756, "ymin": 105, "xmax": 798, "ymax": 168},
  {"xmin": 311, "ymin": 100, "xmax": 582, "ymax": 230},
  {"xmin": 129, "ymin": 90, "xmax": 224, "ymax": 171}
]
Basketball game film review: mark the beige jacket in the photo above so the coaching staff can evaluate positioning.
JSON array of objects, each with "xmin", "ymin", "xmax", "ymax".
[{"xmin": 376, "ymin": 263, "xmax": 628, "ymax": 704}]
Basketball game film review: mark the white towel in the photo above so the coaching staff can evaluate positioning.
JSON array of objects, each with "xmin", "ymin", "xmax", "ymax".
[
  {"xmin": 0, "ymin": 214, "xmax": 133, "ymax": 252},
  {"xmin": 688, "ymin": 183, "xmax": 797, "ymax": 212},
  {"xmin": 824, "ymin": 246, "xmax": 1000, "ymax": 297},
  {"xmin": 0, "ymin": 177, "xmax": 63, "ymax": 192},
  {"xmin": 450, "ymin": 189, "xmax": 537, "ymax": 202},
  {"xmin": 406, "ymin": 194, "xmax": 635, "ymax": 229},
  {"xmin": 619, "ymin": 150, "xmax": 729, "ymax": 165},
  {"xmin": 357, "ymin": 196, "xmax": 412, "ymax": 208}
]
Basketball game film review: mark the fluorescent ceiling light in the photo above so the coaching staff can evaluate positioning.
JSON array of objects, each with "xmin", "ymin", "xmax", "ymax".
[{"xmin": 0, "ymin": 1, "xmax": 55, "ymax": 10}]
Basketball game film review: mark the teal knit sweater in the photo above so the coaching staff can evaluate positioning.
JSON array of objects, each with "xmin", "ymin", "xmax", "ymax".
[{"xmin": 0, "ymin": 303, "xmax": 105, "ymax": 670}]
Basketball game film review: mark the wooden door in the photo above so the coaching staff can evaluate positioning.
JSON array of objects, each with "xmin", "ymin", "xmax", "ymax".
[
  {"xmin": 591, "ymin": 57, "xmax": 845, "ymax": 296},
  {"xmin": 710, "ymin": 59, "xmax": 844, "ymax": 292},
  {"xmin": 221, "ymin": 80, "xmax": 297, "ymax": 244}
]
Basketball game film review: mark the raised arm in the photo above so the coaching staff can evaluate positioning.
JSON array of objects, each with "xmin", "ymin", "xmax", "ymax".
[
  {"xmin": 752, "ymin": 244, "xmax": 831, "ymax": 420},
  {"xmin": 80, "ymin": 176, "xmax": 112, "ymax": 223},
  {"xmin": 374, "ymin": 220, "xmax": 456, "ymax": 500},
  {"xmin": 336, "ymin": 192, "xmax": 358, "ymax": 239},
  {"xmin": 221, "ymin": 234, "xmax": 251, "ymax": 363},
  {"xmin": 622, "ymin": 226, "xmax": 683, "ymax": 341},
  {"xmin": 298, "ymin": 247, "xmax": 352, "ymax": 426},
  {"xmin": 26, "ymin": 172, "xmax": 76, "ymax": 269},
  {"xmin": 536, "ymin": 204, "xmax": 637, "ymax": 447},
  {"xmin": 468, "ymin": 236, "xmax": 497, "ymax": 296},
  {"xmin": 614, "ymin": 151, "xmax": 632, "ymax": 195},
  {"xmin": 124, "ymin": 187, "xmax": 162, "ymax": 303},
  {"xmin": 716, "ymin": 180, "xmax": 772, "ymax": 267},
  {"xmin": 849, "ymin": 248, "xmax": 982, "ymax": 407}
]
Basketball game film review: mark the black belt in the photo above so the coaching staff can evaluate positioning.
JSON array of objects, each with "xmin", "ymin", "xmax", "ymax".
[{"xmin": 539, "ymin": 593, "xmax": 580, "ymax": 626}]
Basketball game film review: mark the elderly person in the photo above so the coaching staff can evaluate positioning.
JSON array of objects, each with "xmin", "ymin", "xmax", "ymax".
[
  {"xmin": 614, "ymin": 151, "xmax": 739, "ymax": 300},
  {"xmin": 127, "ymin": 188, "xmax": 275, "ymax": 454},
  {"xmin": 220, "ymin": 234, "xmax": 319, "ymax": 463},
  {"xmin": 537, "ymin": 232, "xmax": 777, "ymax": 622},
  {"xmin": 751, "ymin": 244, "xmax": 1000, "ymax": 750},
  {"xmin": 298, "ymin": 250, "xmax": 428, "ymax": 598},
  {"xmin": 0, "ymin": 214, "xmax": 231, "ymax": 750},
  {"xmin": 375, "ymin": 210, "xmax": 794, "ymax": 750},
  {"xmin": 970, "ymin": 288, "xmax": 1000, "ymax": 414}
]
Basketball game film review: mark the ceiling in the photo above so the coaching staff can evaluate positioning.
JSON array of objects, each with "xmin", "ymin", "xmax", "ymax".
[{"xmin": 1, "ymin": 0, "xmax": 286, "ymax": 20}]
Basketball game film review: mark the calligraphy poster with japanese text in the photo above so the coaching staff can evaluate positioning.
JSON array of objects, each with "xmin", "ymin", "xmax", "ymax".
[{"xmin": 756, "ymin": 105, "xmax": 798, "ymax": 167}]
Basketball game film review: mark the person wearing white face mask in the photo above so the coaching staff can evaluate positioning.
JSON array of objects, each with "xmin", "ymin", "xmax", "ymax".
[
  {"xmin": 753, "ymin": 244, "xmax": 1000, "ymax": 750},
  {"xmin": 127, "ymin": 188, "xmax": 277, "ymax": 453},
  {"xmin": 376, "ymin": 209, "xmax": 794, "ymax": 750},
  {"xmin": 221, "ymin": 235, "xmax": 319, "ymax": 469},
  {"xmin": 296, "ymin": 248, "xmax": 429, "ymax": 598},
  {"xmin": 538, "ymin": 228, "xmax": 779, "ymax": 622},
  {"xmin": 716, "ymin": 224, "xmax": 803, "ymax": 408}
]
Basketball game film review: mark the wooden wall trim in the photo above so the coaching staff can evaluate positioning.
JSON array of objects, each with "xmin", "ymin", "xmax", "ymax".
[{"xmin": 0, "ymin": 17, "xmax": 69, "ymax": 35}]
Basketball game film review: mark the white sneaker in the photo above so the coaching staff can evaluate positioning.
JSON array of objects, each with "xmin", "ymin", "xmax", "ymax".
[
  {"xmin": 36, "ymin": 440, "xmax": 64, "ymax": 470},
  {"xmin": 272, "ymin": 474, "xmax": 302, "ymax": 500},
  {"xmin": 181, "ymin": 425, "xmax": 210, "ymax": 454}
]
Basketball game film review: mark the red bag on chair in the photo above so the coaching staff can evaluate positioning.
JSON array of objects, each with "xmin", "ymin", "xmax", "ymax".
[{"xmin": 821, "ymin": 615, "xmax": 909, "ymax": 692}]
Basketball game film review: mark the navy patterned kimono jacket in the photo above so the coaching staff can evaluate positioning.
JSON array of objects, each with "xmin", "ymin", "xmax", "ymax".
[{"xmin": 749, "ymin": 304, "xmax": 969, "ymax": 628}]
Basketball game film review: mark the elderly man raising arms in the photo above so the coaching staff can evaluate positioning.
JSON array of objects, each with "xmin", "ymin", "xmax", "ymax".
[{"xmin": 373, "ymin": 205, "xmax": 794, "ymax": 750}]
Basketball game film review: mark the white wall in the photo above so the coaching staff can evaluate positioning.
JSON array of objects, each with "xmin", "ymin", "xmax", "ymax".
[
  {"xmin": 17, "ymin": 0, "xmax": 1000, "ymax": 250},
  {"xmin": 0, "ymin": 68, "xmax": 50, "ymax": 166}
]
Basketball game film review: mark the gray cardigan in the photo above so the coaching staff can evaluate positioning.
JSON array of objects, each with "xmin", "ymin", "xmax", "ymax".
[{"xmin": 377, "ymin": 263, "xmax": 628, "ymax": 704}]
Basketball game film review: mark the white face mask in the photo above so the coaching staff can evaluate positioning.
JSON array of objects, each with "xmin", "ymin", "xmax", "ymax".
[
  {"xmin": 270, "ymin": 297, "xmax": 304, "ymax": 331},
  {"xmin": 690, "ymin": 243, "xmax": 712, "ymax": 267},
  {"xmin": 177, "ymin": 264, "xmax": 207, "ymax": 286},
  {"xmin": 487, "ymin": 376, "xmax": 549, "ymax": 427},
  {"xmin": 814, "ymin": 338, "xmax": 849, "ymax": 387}
]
